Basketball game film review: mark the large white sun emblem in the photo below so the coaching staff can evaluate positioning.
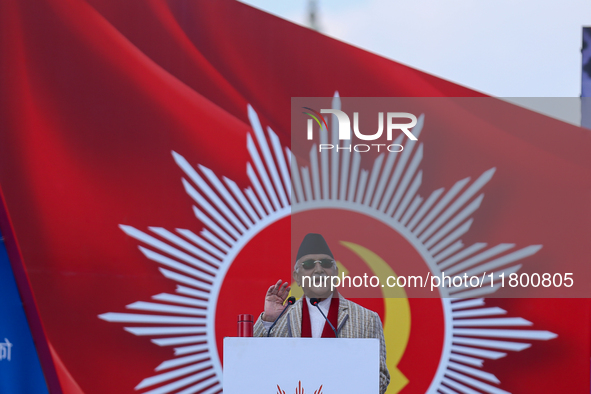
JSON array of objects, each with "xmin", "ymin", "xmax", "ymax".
[{"xmin": 99, "ymin": 94, "xmax": 556, "ymax": 394}]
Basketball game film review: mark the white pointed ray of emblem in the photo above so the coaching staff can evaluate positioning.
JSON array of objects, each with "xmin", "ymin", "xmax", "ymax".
[{"xmin": 99, "ymin": 93, "xmax": 556, "ymax": 394}]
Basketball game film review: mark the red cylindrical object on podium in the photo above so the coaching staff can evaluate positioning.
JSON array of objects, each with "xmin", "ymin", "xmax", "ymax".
[{"xmin": 237, "ymin": 314, "xmax": 254, "ymax": 337}]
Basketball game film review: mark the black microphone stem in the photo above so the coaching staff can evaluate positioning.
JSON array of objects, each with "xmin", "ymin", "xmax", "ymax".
[
  {"xmin": 310, "ymin": 298, "xmax": 338, "ymax": 338},
  {"xmin": 267, "ymin": 296, "xmax": 296, "ymax": 337}
]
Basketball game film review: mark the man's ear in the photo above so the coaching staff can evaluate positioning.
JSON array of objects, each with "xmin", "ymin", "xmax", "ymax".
[{"xmin": 293, "ymin": 267, "xmax": 301, "ymax": 287}]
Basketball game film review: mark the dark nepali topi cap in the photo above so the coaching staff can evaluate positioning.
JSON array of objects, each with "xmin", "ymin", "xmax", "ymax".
[{"xmin": 296, "ymin": 233, "xmax": 334, "ymax": 261}]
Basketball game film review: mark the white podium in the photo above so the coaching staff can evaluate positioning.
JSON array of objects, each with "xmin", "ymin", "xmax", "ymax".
[{"xmin": 223, "ymin": 337, "xmax": 379, "ymax": 393}]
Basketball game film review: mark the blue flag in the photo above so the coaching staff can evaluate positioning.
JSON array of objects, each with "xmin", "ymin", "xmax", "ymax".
[{"xmin": 0, "ymin": 237, "xmax": 49, "ymax": 393}]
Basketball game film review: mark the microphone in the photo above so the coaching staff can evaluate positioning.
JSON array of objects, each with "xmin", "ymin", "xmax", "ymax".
[
  {"xmin": 267, "ymin": 296, "xmax": 296, "ymax": 337},
  {"xmin": 309, "ymin": 298, "xmax": 338, "ymax": 338}
]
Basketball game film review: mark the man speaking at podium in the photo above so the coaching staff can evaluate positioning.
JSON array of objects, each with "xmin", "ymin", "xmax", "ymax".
[{"xmin": 253, "ymin": 233, "xmax": 390, "ymax": 394}]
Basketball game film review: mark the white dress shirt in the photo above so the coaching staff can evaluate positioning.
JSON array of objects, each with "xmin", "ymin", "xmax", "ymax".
[{"xmin": 307, "ymin": 296, "xmax": 331, "ymax": 338}]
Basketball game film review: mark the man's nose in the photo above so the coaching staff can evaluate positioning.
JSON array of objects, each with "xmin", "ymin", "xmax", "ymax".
[{"xmin": 312, "ymin": 261, "xmax": 324, "ymax": 274}]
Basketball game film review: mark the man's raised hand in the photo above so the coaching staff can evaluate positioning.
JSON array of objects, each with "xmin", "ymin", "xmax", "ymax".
[{"xmin": 262, "ymin": 280, "xmax": 292, "ymax": 322}]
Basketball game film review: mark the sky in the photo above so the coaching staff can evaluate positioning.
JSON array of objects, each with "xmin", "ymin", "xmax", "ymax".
[{"xmin": 238, "ymin": 0, "xmax": 591, "ymax": 124}]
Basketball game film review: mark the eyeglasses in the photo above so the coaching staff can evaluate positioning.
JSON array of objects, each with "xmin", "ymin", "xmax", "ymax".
[{"xmin": 300, "ymin": 259, "xmax": 335, "ymax": 270}]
